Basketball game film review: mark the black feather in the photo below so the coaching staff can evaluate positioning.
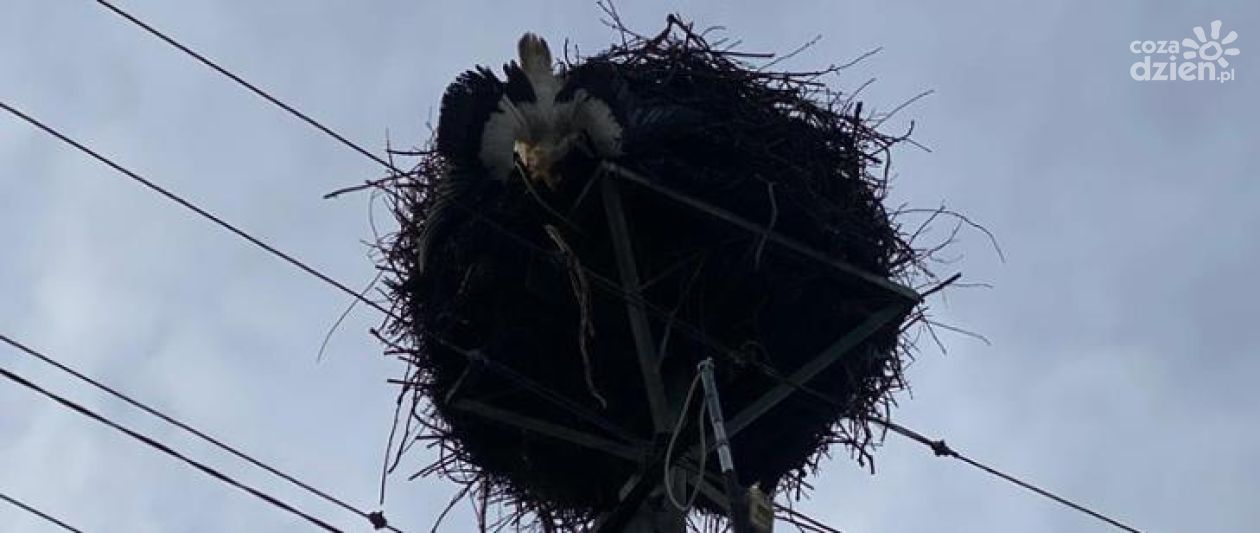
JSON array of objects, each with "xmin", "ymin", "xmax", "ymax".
[
  {"xmin": 437, "ymin": 66, "xmax": 504, "ymax": 168},
  {"xmin": 430, "ymin": 66, "xmax": 513, "ymax": 273},
  {"xmin": 502, "ymin": 62, "xmax": 536, "ymax": 104}
]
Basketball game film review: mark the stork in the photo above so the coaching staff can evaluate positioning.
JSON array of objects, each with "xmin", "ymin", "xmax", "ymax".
[
  {"xmin": 420, "ymin": 33, "xmax": 626, "ymax": 275},
  {"xmin": 438, "ymin": 33, "xmax": 623, "ymax": 189}
]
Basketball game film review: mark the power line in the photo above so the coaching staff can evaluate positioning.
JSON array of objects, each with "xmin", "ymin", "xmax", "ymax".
[
  {"xmin": 0, "ymin": 491, "xmax": 83, "ymax": 533},
  {"xmin": 0, "ymin": 364, "xmax": 342, "ymax": 533},
  {"xmin": 750, "ymin": 362, "xmax": 1143, "ymax": 533},
  {"xmin": 876, "ymin": 420, "xmax": 1141, "ymax": 533},
  {"xmin": 91, "ymin": 0, "xmax": 401, "ymax": 182},
  {"xmin": 0, "ymin": 100, "xmax": 390, "ymax": 320},
  {"xmin": 774, "ymin": 503, "xmax": 843, "ymax": 533},
  {"xmin": 0, "ymin": 334, "xmax": 399, "ymax": 532}
]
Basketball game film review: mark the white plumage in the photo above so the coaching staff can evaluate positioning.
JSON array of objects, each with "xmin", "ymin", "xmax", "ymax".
[{"xmin": 479, "ymin": 33, "xmax": 623, "ymax": 188}]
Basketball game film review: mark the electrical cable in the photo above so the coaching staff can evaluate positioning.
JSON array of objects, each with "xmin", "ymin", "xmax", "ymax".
[
  {"xmin": 0, "ymin": 334, "xmax": 398, "ymax": 532},
  {"xmin": 0, "ymin": 100, "xmax": 390, "ymax": 320},
  {"xmin": 663, "ymin": 371, "xmax": 706, "ymax": 512},
  {"xmin": 751, "ymin": 363, "xmax": 1143, "ymax": 533},
  {"xmin": 91, "ymin": 0, "xmax": 401, "ymax": 180},
  {"xmin": 0, "ymin": 365, "xmax": 342, "ymax": 532},
  {"xmin": 0, "ymin": 491, "xmax": 83, "ymax": 533}
]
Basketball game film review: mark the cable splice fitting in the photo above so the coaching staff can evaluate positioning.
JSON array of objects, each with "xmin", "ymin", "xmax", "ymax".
[{"xmin": 930, "ymin": 439, "xmax": 955, "ymax": 457}]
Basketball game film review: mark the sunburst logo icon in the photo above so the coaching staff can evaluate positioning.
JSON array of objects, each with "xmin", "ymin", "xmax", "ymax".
[{"xmin": 1182, "ymin": 20, "xmax": 1240, "ymax": 68}]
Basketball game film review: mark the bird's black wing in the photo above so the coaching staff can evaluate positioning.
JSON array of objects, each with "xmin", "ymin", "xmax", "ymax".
[
  {"xmin": 437, "ymin": 66, "xmax": 505, "ymax": 169},
  {"xmin": 427, "ymin": 67, "xmax": 509, "ymax": 276},
  {"xmin": 502, "ymin": 61, "xmax": 537, "ymax": 104}
]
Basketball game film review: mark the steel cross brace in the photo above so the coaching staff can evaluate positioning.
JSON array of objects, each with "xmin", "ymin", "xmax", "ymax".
[
  {"xmin": 601, "ymin": 161, "xmax": 920, "ymax": 305},
  {"xmin": 600, "ymin": 173, "xmax": 673, "ymax": 434},
  {"xmin": 450, "ymin": 399, "xmax": 647, "ymax": 461},
  {"xmin": 724, "ymin": 300, "xmax": 911, "ymax": 439}
]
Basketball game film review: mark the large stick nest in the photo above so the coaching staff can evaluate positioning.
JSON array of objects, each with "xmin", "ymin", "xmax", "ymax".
[{"xmin": 371, "ymin": 11, "xmax": 958, "ymax": 531}]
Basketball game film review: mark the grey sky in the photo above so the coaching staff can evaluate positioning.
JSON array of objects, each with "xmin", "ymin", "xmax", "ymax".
[{"xmin": 1, "ymin": 1, "xmax": 1256, "ymax": 531}]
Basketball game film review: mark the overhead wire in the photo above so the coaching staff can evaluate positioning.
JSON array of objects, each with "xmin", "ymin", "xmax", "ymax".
[
  {"xmin": 0, "ymin": 491, "xmax": 83, "ymax": 533},
  {"xmin": 0, "ymin": 365, "xmax": 342, "ymax": 532},
  {"xmin": 773, "ymin": 503, "xmax": 844, "ymax": 533},
  {"xmin": 0, "ymin": 100, "xmax": 389, "ymax": 320},
  {"xmin": 0, "ymin": 334, "xmax": 399, "ymax": 532},
  {"xmin": 750, "ymin": 362, "xmax": 1143, "ymax": 533},
  {"xmin": 92, "ymin": 0, "xmax": 399, "ymax": 179},
  {"xmin": 876, "ymin": 420, "xmax": 1141, "ymax": 533}
]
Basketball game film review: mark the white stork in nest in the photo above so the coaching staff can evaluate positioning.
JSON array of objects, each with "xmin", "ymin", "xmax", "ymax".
[
  {"xmin": 420, "ymin": 33, "xmax": 628, "ymax": 275},
  {"xmin": 438, "ymin": 33, "xmax": 624, "ymax": 189}
]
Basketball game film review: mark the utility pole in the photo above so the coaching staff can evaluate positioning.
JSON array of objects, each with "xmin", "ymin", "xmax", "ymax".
[{"xmin": 602, "ymin": 174, "xmax": 687, "ymax": 533}]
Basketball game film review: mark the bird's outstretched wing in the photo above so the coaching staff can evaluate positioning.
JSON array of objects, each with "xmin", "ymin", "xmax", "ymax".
[
  {"xmin": 426, "ymin": 67, "xmax": 512, "ymax": 275},
  {"xmin": 437, "ymin": 66, "xmax": 507, "ymax": 171},
  {"xmin": 502, "ymin": 61, "xmax": 537, "ymax": 105}
]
